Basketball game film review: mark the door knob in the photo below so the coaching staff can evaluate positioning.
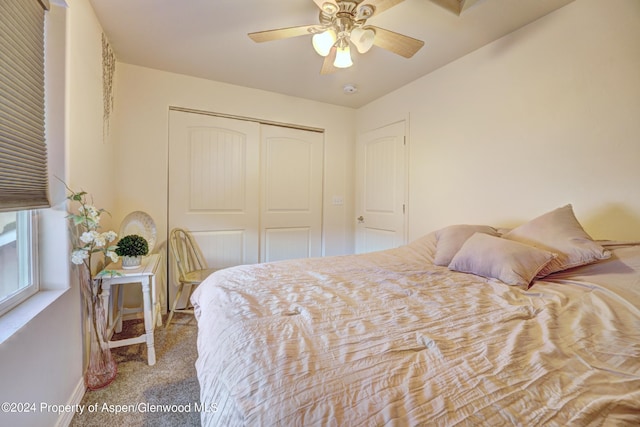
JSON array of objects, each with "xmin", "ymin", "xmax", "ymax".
[{"xmin": 357, "ymin": 216, "xmax": 364, "ymax": 223}]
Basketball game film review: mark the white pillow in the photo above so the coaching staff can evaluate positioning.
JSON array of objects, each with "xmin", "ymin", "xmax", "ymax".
[
  {"xmin": 433, "ymin": 224, "xmax": 499, "ymax": 266},
  {"xmin": 503, "ymin": 204, "xmax": 610, "ymax": 277},
  {"xmin": 448, "ymin": 233, "xmax": 557, "ymax": 288}
]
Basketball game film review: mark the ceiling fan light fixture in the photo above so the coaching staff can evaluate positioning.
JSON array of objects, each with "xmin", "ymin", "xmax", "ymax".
[
  {"xmin": 247, "ymin": 0, "xmax": 424, "ymax": 74},
  {"xmin": 312, "ymin": 29, "xmax": 337, "ymax": 57},
  {"xmin": 321, "ymin": 2, "xmax": 338, "ymax": 14},
  {"xmin": 350, "ymin": 27, "xmax": 375, "ymax": 54},
  {"xmin": 334, "ymin": 43, "xmax": 353, "ymax": 68},
  {"xmin": 356, "ymin": 4, "xmax": 375, "ymax": 20}
]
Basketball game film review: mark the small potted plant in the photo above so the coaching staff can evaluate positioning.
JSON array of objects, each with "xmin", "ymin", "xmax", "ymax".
[{"xmin": 115, "ymin": 234, "xmax": 149, "ymax": 269}]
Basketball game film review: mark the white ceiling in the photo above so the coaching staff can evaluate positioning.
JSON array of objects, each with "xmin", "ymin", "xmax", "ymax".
[{"xmin": 89, "ymin": 0, "xmax": 575, "ymax": 108}]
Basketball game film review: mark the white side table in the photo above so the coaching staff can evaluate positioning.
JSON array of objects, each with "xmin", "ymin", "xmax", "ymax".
[{"xmin": 100, "ymin": 253, "xmax": 162, "ymax": 365}]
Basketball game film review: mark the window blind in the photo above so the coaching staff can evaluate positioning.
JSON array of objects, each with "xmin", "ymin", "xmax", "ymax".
[{"xmin": 0, "ymin": 0, "xmax": 50, "ymax": 212}]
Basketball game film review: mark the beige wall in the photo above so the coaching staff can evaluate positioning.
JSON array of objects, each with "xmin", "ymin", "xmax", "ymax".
[
  {"xmin": 357, "ymin": 0, "xmax": 640, "ymax": 241},
  {"xmin": 0, "ymin": 0, "xmax": 110, "ymax": 425},
  {"xmin": 110, "ymin": 64, "xmax": 357, "ymax": 257},
  {"xmin": 66, "ymin": 1, "xmax": 118, "ymax": 225}
]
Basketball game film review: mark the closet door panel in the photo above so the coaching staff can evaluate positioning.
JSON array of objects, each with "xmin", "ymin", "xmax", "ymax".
[
  {"xmin": 168, "ymin": 111, "xmax": 260, "ymax": 307},
  {"xmin": 260, "ymin": 125, "xmax": 324, "ymax": 262}
]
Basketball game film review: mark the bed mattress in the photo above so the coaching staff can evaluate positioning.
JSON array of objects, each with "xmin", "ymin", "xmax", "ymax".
[{"xmin": 191, "ymin": 233, "xmax": 640, "ymax": 426}]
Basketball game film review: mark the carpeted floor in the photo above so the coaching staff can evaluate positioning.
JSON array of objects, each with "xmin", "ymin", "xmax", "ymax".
[{"xmin": 70, "ymin": 315, "xmax": 201, "ymax": 427}]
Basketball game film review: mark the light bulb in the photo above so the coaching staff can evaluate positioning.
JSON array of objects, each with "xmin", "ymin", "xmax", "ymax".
[
  {"xmin": 350, "ymin": 27, "xmax": 375, "ymax": 54},
  {"xmin": 334, "ymin": 44, "xmax": 353, "ymax": 68},
  {"xmin": 312, "ymin": 29, "xmax": 336, "ymax": 57}
]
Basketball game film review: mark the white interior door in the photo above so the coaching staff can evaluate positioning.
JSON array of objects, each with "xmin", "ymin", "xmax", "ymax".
[
  {"xmin": 355, "ymin": 121, "xmax": 407, "ymax": 254},
  {"xmin": 260, "ymin": 125, "xmax": 324, "ymax": 262},
  {"xmin": 168, "ymin": 110, "xmax": 260, "ymax": 306}
]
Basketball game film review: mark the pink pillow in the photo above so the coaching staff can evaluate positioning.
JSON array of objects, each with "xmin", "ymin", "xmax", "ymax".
[
  {"xmin": 433, "ymin": 224, "xmax": 499, "ymax": 266},
  {"xmin": 448, "ymin": 233, "xmax": 557, "ymax": 288},
  {"xmin": 503, "ymin": 204, "xmax": 610, "ymax": 277}
]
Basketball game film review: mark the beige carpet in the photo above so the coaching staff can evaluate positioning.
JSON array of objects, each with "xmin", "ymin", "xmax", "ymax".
[{"xmin": 70, "ymin": 315, "xmax": 201, "ymax": 427}]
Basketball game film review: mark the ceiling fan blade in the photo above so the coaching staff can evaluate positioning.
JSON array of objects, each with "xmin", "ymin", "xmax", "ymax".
[
  {"xmin": 248, "ymin": 25, "xmax": 317, "ymax": 43},
  {"xmin": 370, "ymin": 26, "xmax": 424, "ymax": 58},
  {"xmin": 363, "ymin": 0, "xmax": 404, "ymax": 16},
  {"xmin": 320, "ymin": 47, "xmax": 339, "ymax": 74}
]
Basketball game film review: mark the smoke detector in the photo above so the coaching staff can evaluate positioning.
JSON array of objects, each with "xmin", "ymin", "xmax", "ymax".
[{"xmin": 343, "ymin": 84, "xmax": 357, "ymax": 94}]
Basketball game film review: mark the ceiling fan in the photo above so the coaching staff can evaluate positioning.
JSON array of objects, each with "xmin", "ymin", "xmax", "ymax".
[{"xmin": 248, "ymin": 0, "xmax": 425, "ymax": 74}]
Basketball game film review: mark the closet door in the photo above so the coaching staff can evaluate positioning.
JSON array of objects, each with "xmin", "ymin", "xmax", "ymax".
[
  {"xmin": 168, "ymin": 111, "xmax": 324, "ymax": 307},
  {"xmin": 260, "ymin": 125, "xmax": 324, "ymax": 262},
  {"xmin": 168, "ymin": 111, "xmax": 260, "ymax": 286}
]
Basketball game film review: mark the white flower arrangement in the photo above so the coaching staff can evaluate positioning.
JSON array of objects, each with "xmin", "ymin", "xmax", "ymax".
[
  {"xmin": 66, "ymin": 187, "xmax": 119, "ymax": 280},
  {"xmin": 65, "ymin": 184, "xmax": 120, "ymax": 390}
]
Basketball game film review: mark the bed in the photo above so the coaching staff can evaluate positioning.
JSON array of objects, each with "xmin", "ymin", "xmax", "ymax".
[{"xmin": 191, "ymin": 205, "xmax": 640, "ymax": 426}]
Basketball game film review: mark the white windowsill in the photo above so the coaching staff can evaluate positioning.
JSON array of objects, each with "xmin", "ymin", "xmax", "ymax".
[{"xmin": 0, "ymin": 289, "xmax": 68, "ymax": 344}]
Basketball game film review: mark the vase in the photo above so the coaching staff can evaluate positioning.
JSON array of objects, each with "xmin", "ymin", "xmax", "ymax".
[
  {"xmin": 80, "ymin": 269, "xmax": 117, "ymax": 390},
  {"xmin": 121, "ymin": 255, "xmax": 142, "ymax": 269}
]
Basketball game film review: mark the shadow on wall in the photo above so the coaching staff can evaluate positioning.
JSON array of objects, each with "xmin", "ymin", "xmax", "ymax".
[{"xmin": 584, "ymin": 203, "xmax": 640, "ymax": 241}]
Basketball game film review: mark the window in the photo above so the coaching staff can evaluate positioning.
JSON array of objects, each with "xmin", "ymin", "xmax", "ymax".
[
  {"xmin": 0, "ymin": 211, "xmax": 37, "ymax": 316},
  {"xmin": 0, "ymin": 0, "xmax": 49, "ymax": 316}
]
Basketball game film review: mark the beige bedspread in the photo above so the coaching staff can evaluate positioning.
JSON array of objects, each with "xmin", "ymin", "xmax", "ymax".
[{"xmin": 191, "ymin": 234, "xmax": 640, "ymax": 426}]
